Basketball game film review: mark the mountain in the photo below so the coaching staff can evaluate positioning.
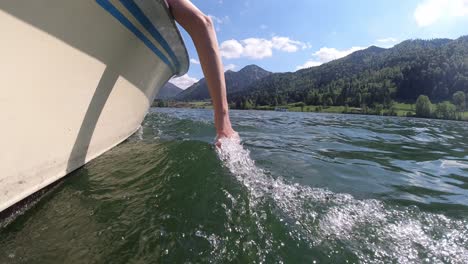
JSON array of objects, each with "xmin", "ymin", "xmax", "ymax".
[
  {"xmin": 229, "ymin": 36, "xmax": 468, "ymax": 107},
  {"xmin": 176, "ymin": 64, "xmax": 272, "ymax": 101},
  {"xmin": 155, "ymin": 82, "xmax": 183, "ymax": 100}
]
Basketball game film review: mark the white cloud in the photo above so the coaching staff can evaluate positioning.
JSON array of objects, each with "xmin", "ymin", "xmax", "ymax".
[
  {"xmin": 295, "ymin": 46, "xmax": 366, "ymax": 70},
  {"xmin": 242, "ymin": 38, "xmax": 274, "ymax": 59},
  {"xmin": 224, "ymin": 64, "xmax": 237, "ymax": 71},
  {"xmin": 414, "ymin": 0, "xmax": 446, "ymax": 26},
  {"xmin": 260, "ymin": 24, "xmax": 268, "ymax": 30},
  {"xmin": 414, "ymin": 0, "xmax": 468, "ymax": 27},
  {"xmin": 272, "ymin": 36, "xmax": 309, "ymax": 52},
  {"xmin": 314, "ymin": 46, "xmax": 366, "ymax": 63},
  {"xmin": 219, "ymin": 36, "xmax": 308, "ymax": 60},
  {"xmin": 169, "ymin": 74, "xmax": 198, "ymax": 89},
  {"xmin": 376, "ymin": 37, "xmax": 398, "ymax": 48},
  {"xmin": 220, "ymin": 39, "xmax": 244, "ymax": 59},
  {"xmin": 377, "ymin": 37, "xmax": 398, "ymax": 44},
  {"xmin": 190, "ymin": 58, "xmax": 200, "ymax": 65},
  {"xmin": 208, "ymin": 14, "xmax": 229, "ymax": 32},
  {"xmin": 296, "ymin": 60, "xmax": 322, "ymax": 70},
  {"xmin": 208, "ymin": 15, "xmax": 228, "ymax": 24}
]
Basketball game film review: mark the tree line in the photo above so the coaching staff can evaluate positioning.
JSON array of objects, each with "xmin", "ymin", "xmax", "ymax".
[{"xmin": 415, "ymin": 91, "xmax": 466, "ymax": 120}]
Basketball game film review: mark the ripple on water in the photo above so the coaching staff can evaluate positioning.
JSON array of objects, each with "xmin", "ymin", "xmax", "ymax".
[
  {"xmin": 217, "ymin": 138, "xmax": 468, "ymax": 263},
  {"xmin": 2, "ymin": 109, "xmax": 467, "ymax": 264}
]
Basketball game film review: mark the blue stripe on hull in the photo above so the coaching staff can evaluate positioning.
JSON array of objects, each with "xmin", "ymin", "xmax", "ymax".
[
  {"xmin": 118, "ymin": 0, "xmax": 180, "ymax": 71},
  {"xmin": 96, "ymin": 0, "xmax": 176, "ymax": 73}
]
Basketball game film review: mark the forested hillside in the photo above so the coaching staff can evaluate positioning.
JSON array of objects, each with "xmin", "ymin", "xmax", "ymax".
[
  {"xmin": 176, "ymin": 65, "xmax": 271, "ymax": 101},
  {"xmin": 230, "ymin": 36, "xmax": 468, "ymax": 110},
  {"xmin": 155, "ymin": 82, "xmax": 183, "ymax": 100}
]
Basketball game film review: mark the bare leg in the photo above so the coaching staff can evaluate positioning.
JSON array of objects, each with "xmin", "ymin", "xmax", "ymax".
[{"xmin": 166, "ymin": 0, "xmax": 237, "ymax": 145}]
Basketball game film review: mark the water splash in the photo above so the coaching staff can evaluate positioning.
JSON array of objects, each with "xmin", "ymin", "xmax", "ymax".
[{"xmin": 216, "ymin": 138, "xmax": 468, "ymax": 264}]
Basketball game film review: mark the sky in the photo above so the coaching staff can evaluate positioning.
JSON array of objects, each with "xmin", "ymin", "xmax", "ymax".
[{"xmin": 169, "ymin": 0, "xmax": 468, "ymax": 89}]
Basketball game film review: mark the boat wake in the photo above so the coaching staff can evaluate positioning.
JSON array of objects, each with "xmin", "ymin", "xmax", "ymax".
[{"xmin": 216, "ymin": 138, "xmax": 468, "ymax": 264}]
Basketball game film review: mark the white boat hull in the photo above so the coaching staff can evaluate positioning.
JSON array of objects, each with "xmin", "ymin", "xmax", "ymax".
[{"xmin": 0, "ymin": 0, "xmax": 188, "ymax": 212}]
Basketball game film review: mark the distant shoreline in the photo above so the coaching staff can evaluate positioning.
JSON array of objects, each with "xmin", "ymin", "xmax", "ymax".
[{"xmin": 153, "ymin": 101, "xmax": 468, "ymax": 122}]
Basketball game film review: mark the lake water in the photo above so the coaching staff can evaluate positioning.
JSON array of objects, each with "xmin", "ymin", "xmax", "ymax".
[{"xmin": 1, "ymin": 108, "xmax": 468, "ymax": 263}]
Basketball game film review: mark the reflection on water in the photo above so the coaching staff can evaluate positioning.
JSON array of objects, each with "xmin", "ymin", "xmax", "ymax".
[{"xmin": 1, "ymin": 108, "xmax": 467, "ymax": 263}]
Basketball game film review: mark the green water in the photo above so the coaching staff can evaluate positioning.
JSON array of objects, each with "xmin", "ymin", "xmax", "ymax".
[{"xmin": 1, "ymin": 108, "xmax": 468, "ymax": 263}]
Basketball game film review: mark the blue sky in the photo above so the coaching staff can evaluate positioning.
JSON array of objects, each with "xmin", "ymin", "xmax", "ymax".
[{"xmin": 170, "ymin": 0, "xmax": 468, "ymax": 88}]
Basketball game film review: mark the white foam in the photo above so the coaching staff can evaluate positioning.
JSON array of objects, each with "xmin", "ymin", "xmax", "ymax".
[
  {"xmin": 441, "ymin": 160, "xmax": 468, "ymax": 169},
  {"xmin": 216, "ymin": 138, "xmax": 468, "ymax": 263}
]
